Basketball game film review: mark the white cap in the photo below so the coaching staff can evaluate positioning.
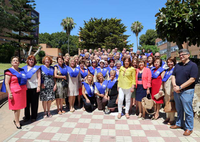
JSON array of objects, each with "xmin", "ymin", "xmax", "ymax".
[{"xmin": 99, "ymin": 60, "xmax": 105, "ymax": 64}]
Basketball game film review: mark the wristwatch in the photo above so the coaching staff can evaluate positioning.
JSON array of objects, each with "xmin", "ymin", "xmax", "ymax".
[{"xmin": 179, "ymin": 86, "xmax": 182, "ymax": 91}]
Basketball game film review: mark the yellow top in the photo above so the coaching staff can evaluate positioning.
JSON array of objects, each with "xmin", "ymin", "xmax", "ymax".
[{"xmin": 118, "ymin": 66, "xmax": 136, "ymax": 89}]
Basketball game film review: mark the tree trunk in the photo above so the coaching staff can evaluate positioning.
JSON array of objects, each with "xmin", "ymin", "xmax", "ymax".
[
  {"xmin": 68, "ymin": 35, "xmax": 69, "ymax": 54},
  {"xmin": 176, "ymin": 40, "xmax": 183, "ymax": 49},
  {"xmin": 167, "ymin": 42, "xmax": 171, "ymax": 59},
  {"xmin": 136, "ymin": 35, "xmax": 138, "ymax": 50}
]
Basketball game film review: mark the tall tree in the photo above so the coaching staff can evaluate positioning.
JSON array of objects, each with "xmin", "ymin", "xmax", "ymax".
[
  {"xmin": 155, "ymin": 0, "xmax": 200, "ymax": 49},
  {"xmin": 139, "ymin": 29, "xmax": 157, "ymax": 46},
  {"xmin": 79, "ymin": 18, "xmax": 133, "ymax": 51},
  {"xmin": 61, "ymin": 17, "xmax": 76, "ymax": 54},
  {"xmin": 139, "ymin": 45, "xmax": 160, "ymax": 54},
  {"xmin": 1, "ymin": 0, "xmax": 39, "ymax": 59},
  {"xmin": 131, "ymin": 21, "xmax": 143, "ymax": 50}
]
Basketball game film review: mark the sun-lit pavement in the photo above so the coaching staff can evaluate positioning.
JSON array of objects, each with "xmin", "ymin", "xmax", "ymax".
[{"xmin": 1, "ymin": 101, "xmax": 200, "ymax": 142}]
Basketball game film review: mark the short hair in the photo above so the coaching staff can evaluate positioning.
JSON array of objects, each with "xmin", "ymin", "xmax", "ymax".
[
  {"xmin": 154, "ymin": 57, "xmax": 162, "ymax": 67},
  {"xmin": 108, "ymin": 59, "xmax": 115, "ymax": 64},
  {"xmin": 42, "ymin": 56, "xmax": 53, "ymax": 65},
  {"xmin": 96, "ymin": 72, "xmax": 104, "ymax": 82},
  {"xmin": 137, "ymin": 59, "xmax": 147, "ymax": 67},
  {"xmin": 110, "ymin": 70, "xmax": 116, "ymax": 76},
  {"xmin": 69, "ymin": 57, "xmax": 75, "ymax": 67},
  {"xmin": 11, "ymin": 56, "xmax": 20, "ymax": 63},
  {"xmin": 115, "ymin": 60, "xmax": 121, "ymax": 66},
  {"xmin": 57, "ymin": 56, "xmax": 64, "ymax": 63},
  {"xmin": 166, "ymin": 57, "xmax": 176, "ymax": 66},
  {"xmin": 26, "ymin": 55, "xmax": 37, "ymax": 66},
  {"xmin": 85, "ymin": 74, "xmax": 94, "ymax": 85},
  {"xmin": 123, "ymin": 57, "xmax": 132, "ymax": 67},
  {"xmin": 79, "ymin": 59, "xmax": 85, "ymax": 65},
  {"xmin": 132, "ymin": 58, "xmax": 138, "ymax": 67},
  {"xmin": 179, "ymin": 49, "xmax": 190, "ymax": 54}
]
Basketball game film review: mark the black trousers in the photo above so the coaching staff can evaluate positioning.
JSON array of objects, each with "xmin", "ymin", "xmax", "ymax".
[
  {"xmin": 82, "ymin": 95, "xmax": 96, "ymax": 112},
  {"xmin": 24, "ymin": 88, "xmax": 39, "ymax": 120}
]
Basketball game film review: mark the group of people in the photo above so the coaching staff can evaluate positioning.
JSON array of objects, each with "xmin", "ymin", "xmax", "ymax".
[{"xmin": 1, "ymin": 47, "xmax": 198, "ymax": 136}]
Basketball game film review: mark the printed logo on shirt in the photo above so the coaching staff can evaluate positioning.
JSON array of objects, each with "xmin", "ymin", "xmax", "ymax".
[
  {"xmin": 33, "ymin": 67, "xmax": 37, "ymax": 71},
  {"xmin": 103, "ymin": 84, "xmax": 106, "ymax": 88},
  {"xmin": 22, "ymin": 73, "xmax": 26, "ymax": 78}
]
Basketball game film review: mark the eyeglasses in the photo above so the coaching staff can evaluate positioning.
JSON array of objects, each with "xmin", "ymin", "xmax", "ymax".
[
  {"xmin": 179, "ymin": 53, "xmax": 188, "ymax": 57},
  {"xmin": 154, "ymin": 56, "xmax": 160, "ymax": 58}
]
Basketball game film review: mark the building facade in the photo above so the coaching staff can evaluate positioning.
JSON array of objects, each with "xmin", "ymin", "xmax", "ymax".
[
  {"xmin": 39, "ymin": 44, "xmax": 62, "ymax": 59},
  {"xmin": 156, "ymin": 38, "xmax": 200, "ymax": 59}
]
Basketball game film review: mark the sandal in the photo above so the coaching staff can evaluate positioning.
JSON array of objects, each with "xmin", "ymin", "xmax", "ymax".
[
  {"xmin": 58, "ymin": 110, "xmax": 62, "ymax": 115},
  {"xmin": 125, "ymin": 113, "xmax": 130, "ymax": 119},
  {"xmin": 137, "ymin": 113, "xmax": 142, "ymax": 118},
  {"xmin": 48, "ymin": 112, "xmax": 52, "ymax": 118},
  {"xmin": 44, "ymin": 112, "xmax": 48, "ymax": 118},
  {"xmin": 61, "ymin": 110, "xmax": 66, "ymax": 113},
  {"xmin": 117, "ymin": 113, "xmax": 121, "ymax": 119}
]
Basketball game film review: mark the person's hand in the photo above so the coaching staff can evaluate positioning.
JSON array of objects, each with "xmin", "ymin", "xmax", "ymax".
[
  {"xmin": 9, "ymin": 94, "xmax": 13, "ymax": 100},
  {"xmin": 173, "ymin": 85, "xmax": 180, "ymax": 93},
  {"xmin": 130, "ymin": 87, "xmax": 134, "ymax": 93},
  {"xmin": 159, "ymin": 90, "xmax": 163, "ymax": 96},
  {"xmin": 41, "ymin": 84, "xmax": 45, "ymax": 89},
  {"xmin": 116, "ymin": 98, "xmax": 118, "ymax": 104},
  {"xmin": 86, "ymin": 98, "xmax": 90, "ymax": 104},
  {"xmin": 53, "ymin": 85, "xmax": 57, "ymax": 92},
  {"xmin": 63, "ymin": 76, "xmax": 67, "ymax": 80},
  {"xmin": 36, "ymin": 86, "xmax": 40, "ymax": 93},
  {"xmin": 100, "ymin": 94, "xmax": 105, "ymax": 97},
  {"xmin": 147, "ymin": 89, "xmax": 150, "ymax": 95}
]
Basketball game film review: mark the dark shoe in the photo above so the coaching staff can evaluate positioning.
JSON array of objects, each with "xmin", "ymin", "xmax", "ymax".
[
  {"xmin": 31, "ymin": 119, "xmax": 36, "ymax": 123},
  {"xmin": 13, "ymin": 120, "xmax": 22, "ymax": 129},
  {"xmin": 183, "ymin": 129, "xmax": 193, "ymax": 136},
  {"xmin": 170, "ymin": 125, "xmax": 182, "ymax": 129}
]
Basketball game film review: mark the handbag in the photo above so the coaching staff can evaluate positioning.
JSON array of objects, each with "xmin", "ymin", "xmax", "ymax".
[
  {"xmin": 154, "ymin": 90, "xmax": 164, "ymax": 100},
  {"xmin": 164, "ymin": 100, "xmax": 176, "ymax": 113},
  {"xmin": 61, "ymin": 76, "xmax": 68, "ymax": 88},
  {"xmin": 142, "ymin": 94, "xmax": 155, "ymax": 115}
]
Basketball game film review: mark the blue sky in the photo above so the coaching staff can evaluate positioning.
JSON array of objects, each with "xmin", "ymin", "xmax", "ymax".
[{"xmin": 35, "ymin": 0, "xmax": 166, "ymax": 51}]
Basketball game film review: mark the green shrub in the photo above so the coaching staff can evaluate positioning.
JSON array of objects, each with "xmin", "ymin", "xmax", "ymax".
[{"xmin": 0, "ymin": 43, "xmax": 16, "ymax": 63}]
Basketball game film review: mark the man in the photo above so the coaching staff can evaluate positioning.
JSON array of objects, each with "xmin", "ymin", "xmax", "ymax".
[
  {"xmin": 79, "ymin": 50, "xmax": 85, "ymax": 57},
  {"xmin": 89, "ymin": 49, "xmax": 93, "ymax": 55},
  {"xmin": 84, "ymin": 49, "xmax": 88, "ymax": 54},
  {"xmin": 85, "ymin": 52, "xmax": 90, "ymax": 60},
  {"xmin": 171, "ymin": 49, "xmax": 198, "ymax": 136},
  {"xmin": 136, "ymin": 50, "xmax": 141, "ymax": 58},
  {"xmin": 142, "ymin": 55, "xmax": 147, "ymax": 63},
  {"xmin": 107, "ymin": 49, "xmax": 111, "ymax": 54}
]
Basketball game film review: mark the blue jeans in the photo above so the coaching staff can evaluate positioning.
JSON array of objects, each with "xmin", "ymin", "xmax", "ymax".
[{"xmin": 174, "ymin": 89, "xmax": 194, "ymax": 131}]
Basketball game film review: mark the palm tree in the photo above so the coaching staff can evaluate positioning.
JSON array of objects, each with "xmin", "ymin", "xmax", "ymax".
[
  {"xmin": 131, "ymin": 21, "xmax": 143, "ymax": 50},
  {"xmin": 61, "ymin": 17, "xmax": 76, "ymax": 54}
]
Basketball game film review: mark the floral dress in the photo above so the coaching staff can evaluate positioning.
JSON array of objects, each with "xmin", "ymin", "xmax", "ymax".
[
  {"xmin": 40, "ymin": 71, "xmax": 55, "ymax": 101},
  {"xmin": 55, "ymin": 70, "xmax": 68, "ymax": 99}
]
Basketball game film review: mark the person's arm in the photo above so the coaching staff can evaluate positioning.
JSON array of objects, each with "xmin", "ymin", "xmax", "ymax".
[
  {"xmin": 105, "ymin": 70, "xmax": 109, "ymax": 80},
  {"xmin": 180, "ymin": 78, "xmax": 196, "ymax": 90},
  {"xmin": 36, "ymin": 69, "xmax": 41, "ymax": 93},
  {"xmin": 54, "ymin": 67, "xmax": 66, "ymax": 79},
  {"xmin": 94, "ymin": 70, "xmax": 97, "ymax": 82},
  {"xmin": 131, "ymin": 68, "xmax": 136, "ymax": 92},
  {"xmin": 147, "ymin": 69, "xmax": 152, "ymax": 94},
  {"xmin": 161, "ymin": 71, "xmax": 165, "ymax": 79},
  {"xmin": 5, "ymin": 74, "xmax": 12, "ymax": 100},
  {"xmin": 94, "ymin": 86, "xmax": 104, "ymax": 97},
  {"xmin": 82, "ymin": 85, "xmax": 88, "ymax": 99}
]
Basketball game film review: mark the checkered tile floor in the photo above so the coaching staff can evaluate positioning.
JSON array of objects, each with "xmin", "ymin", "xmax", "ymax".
[{"xmin": 6, "ymin": 108, "xmax": 200, "ymax": 142}]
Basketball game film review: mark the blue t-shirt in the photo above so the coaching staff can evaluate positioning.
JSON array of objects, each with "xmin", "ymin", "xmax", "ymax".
[{"xmin": 172, "ymin": 60, "xmax": 198, "ymax": 90}]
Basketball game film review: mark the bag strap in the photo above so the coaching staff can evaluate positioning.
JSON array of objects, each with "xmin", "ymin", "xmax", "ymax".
[{"xmin": 144, "ymin": 107, "xmax": 155, "ymax": 115}]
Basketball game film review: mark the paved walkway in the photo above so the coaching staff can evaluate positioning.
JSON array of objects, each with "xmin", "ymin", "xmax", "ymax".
[{"xmin": 1, "ymin": 101, "xmax": 200, "ymax": 142}]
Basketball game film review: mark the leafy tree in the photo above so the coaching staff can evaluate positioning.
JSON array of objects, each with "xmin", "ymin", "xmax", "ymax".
[
  {"xmin": 1, "ymin": 0, "xmax": 39, "ymax": 59},
  {"xmin": 0, "ymin": 42, "xmax": 16, "ymax": 63},
  {"xmin": 131, "ymin": 21, "xmax": 143, "ymax": 50},
  {"xmin": 155, "ymin": 0, "xmax": 200, "ymax": 49},
  {"xmin": 39, "ymin": 32, "xmax": 79, "ymax": 56},
  {"xmin": 139, "ymin": 29, "xmax": 157, "ymax": 46},
  {"xmin": 139, "ymin": 45, "xmax": 160, "ymax": 54},
  {"xmin": 35, "ymin": 50, "xmax": 45, "ymax": 64},
  {"xmin": 79, "ymin": 18, "xmax": 133, "ymax": 51},
  {"xmin": 61, "ymin": 17, "xmax": 76, "ymax": 54}
]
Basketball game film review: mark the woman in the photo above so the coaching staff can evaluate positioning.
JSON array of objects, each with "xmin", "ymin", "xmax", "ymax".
[
  {"xmin": 82, "ymin": 74, "xmax": 96, "ymax": 112},
  {"xmin": 147, "ymin": 55, "xmax": 154, "ymax": 69},
  {"xmin": 130, "ymin": 59, "xmax": 138, "ymax": 114},
  {"xmin": 94, "ymin": 73, "xmax": 108, "ymax": 111},
  {"xmin": 151, "ymin": 58, "xmax": 165, "ymax": 120},
  {"xmin": 1, "ymin": 56, "xmax": 27, "ymax": 129},
  {"xmin": 115, "ymin": 60, "xmax": 122, "ymax": 79},
  {"xmin": 54, "ymin": 56, "xmax": 68, "ymax": 114},
  {"xmin": 135, "ymin": 59, "xmax": 152, "ymax": 119},
  {"xmin": 22, "ymin": 55, "xmax": 41, "ymax": 122},
  {"xmin": 94, "ymin": 60, "xmax": 109, "ymax": 82},
  {"xmin": 108, "ymin": 59, "xmax": 116, "ymax": 74},
  {"xmin": 88, "ymin": 59, "xmax": 97, "ymax": 76},
  {"xmin": 104, "ymin": 61, "xmax": 109, "ymax": 69},
  {"xmin": 118, "ymin": 57, "xmax": 136, "ymax": 119},
  {"xmin": 162, "ymin": 57, "xmax": 176, "ymax": 125},
  {"xmin": 67, "ymin": 58, "xmax": 82, "ymax": 112},
  {"xmin": 40, "ymin": 56, "xmax": 56, "ymax": 118},
  {"xmin": 64, "ymin": 54, "xmax": 70, "ymax": 66},
  {"xmin": 79, "ymin": 60, "xmax": 88, "ymax": 108},
  {"xmin": 85, "ymin": 60, "xmax": 90, "ymax": 69},
  {"xmin": 105, "ymin": 70, "xmax": 118, "ymax": 112}
]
